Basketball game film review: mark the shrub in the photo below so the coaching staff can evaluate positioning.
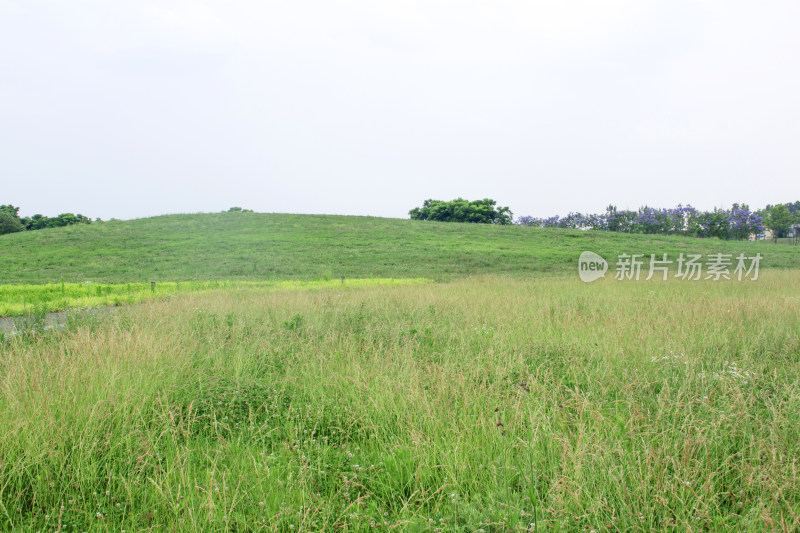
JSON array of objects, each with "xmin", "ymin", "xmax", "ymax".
[
  {"xmin": 409, "ymin": 198, "xmax": 513, "ymax": 225},
  {"xmin": 0, "ymin": 211, "xmax": 23, "ymax": 235}
]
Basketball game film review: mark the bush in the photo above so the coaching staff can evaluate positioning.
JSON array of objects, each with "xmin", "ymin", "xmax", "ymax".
[
  {"xmin": 0, "ymin": 211, "xmax": 23, "ymax": 235},
  {"xmin": 409, "ymin": 198, "xmax": 513, "ymax": 225}
]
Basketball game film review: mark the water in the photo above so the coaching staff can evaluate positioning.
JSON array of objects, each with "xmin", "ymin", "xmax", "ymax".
[{"xmin": 1, "ymin": 308, "xmax": 118, "ymax": 338}]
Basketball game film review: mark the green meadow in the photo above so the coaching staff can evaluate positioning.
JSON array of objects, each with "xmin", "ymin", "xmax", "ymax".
[
  {"xmin": 0, "ymin": 212, "xmax": 796, "ymax": 283},
  {"xmin": 1, "ymin": 214, "xmax": 800, "ymax": 531}
]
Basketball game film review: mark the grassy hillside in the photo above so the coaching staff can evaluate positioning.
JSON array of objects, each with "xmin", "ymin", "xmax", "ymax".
[{"xmin": 1, "ymin": 211, "xmax": 798, "ymax": 283}]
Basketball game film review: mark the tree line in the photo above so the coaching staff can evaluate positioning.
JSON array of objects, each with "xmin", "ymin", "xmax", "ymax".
[
  {"xmin": 516, "ymin": 203, "xmax": 799, "ymax": 240},
  {"xmin": 0, "ymin": 205, "xmax": 94, "ymax": 235},
  {"xmin": 408, "ymin": 198, "xmax": 799, "ymax": 241}
]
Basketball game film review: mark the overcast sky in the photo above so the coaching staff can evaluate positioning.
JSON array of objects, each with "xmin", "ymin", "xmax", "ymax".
[{"xmin": 1, "ymin": 1, "xmax": 798, "ymax": 221}]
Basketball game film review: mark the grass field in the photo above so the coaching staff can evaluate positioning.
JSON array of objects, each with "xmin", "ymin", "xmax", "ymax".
[
  {"xmin": 1, "ymin": 214, "xmax": 800, "ymax": 531},
  {"xmin": 1, "ymin": 212, "xmax": 798, "ymax": 283},
  {"xmin": 2, "ymin": 272, "xmax": 799, "ymax": 531},
  {"xmin": 0, "ymin": 278, "xmax": 430, "ymax": 318}
]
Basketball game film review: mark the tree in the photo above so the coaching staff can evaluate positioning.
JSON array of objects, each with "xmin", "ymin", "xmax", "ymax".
[
  {"xmin": 0, "ymin": 204, "xmax": 21, "ymax": 218},
  {"xmin": 409, "ymin": 198, "xmax": 513, "ymax": 225},
  {"xmin": 765, "ymin": 204, "xmax": 793, "ymax": 239},
  {"xmin": 25, "ymin": 214, "xmax": 49, "ymax": 230},
  {"xmin": 0, "ymin": 211, "xmax": 24, "ymax": 235},
  {"xmin": 728, "ymin": 203, "xmax": 763, "ymax": 240},
  {"xmin": 633, "ymin": 206, "xmax": 675, "ymax": 235},
  {"xmin": 0, "ymin": 205, "xmax": 25, "ymax": 235},
  {"xmin": 2, "ymin": 205, "xmax": 95, "ymax": 232},
  {"xmin": 604, "ymin": 205, "xmax": 637, "ymax": 233},
  {"xmin": 691, "ymin": 209, "xmax": 729, "ymax": 239}
]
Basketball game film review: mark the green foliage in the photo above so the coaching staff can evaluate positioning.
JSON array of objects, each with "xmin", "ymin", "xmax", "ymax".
[
  {"xmin": 0, "ymin": 204, "xmax": 21, "ymax": 218},
  {"xmin": 784, "ymin": 200, "xmax": 800, "ymax": 215},
  {"xmin": 693, "ymin": 208, "xmax": 729, "ymax": 239},
  {"xmin": 0, "ymin": 205, "xmax": 24, "ymax": 235},
  {"xmin": 0, "ymin": 211, "xmax": 24, "ymax": 235},
  {"xmin": 21, "ymin": 212, "xmax": 92, "ymax": 230},
  {"xmin": 409, "ymin": 198, "xmax": 513, "ymax": 225},
  {"xmin": 522, "ymin": 203, "xmax": 769, "ymax": 240},
  {"xmin": 0, "ymin": 204, "xmax": 92, "ymax": 233},
  {"xmin": 764, "ymin": 204, "xmax": 794, "ymax": 238},
  {"xmin": 604, "ymin": 204, "xmax": 636, "ymax": 232}
]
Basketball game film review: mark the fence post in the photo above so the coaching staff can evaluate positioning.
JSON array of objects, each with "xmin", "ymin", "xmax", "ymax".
[{"xmin": 151, "ymin": 281, "xmax": 156, "ymax": 293}]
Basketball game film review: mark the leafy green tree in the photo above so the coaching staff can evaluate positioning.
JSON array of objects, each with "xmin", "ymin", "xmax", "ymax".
[
  {"xmin": 765, "ymin": 204, "xmax": 793, "ymax": 238},
  {"xmin": 24, "ymin": 214, "xmax": 48, "ymax": 230},
  {"xmin": 691, "ymin": 209, "xmax": 729, "ymax": 239},
  {"xmin": 0, "ymin": 210, "xmax": 24, "ymax": 235},
  {"xmin": 1, "ymin": 205, "xmax": 25, "ymax": 235},
  {"xmin": 17, "ymin": 212, "xmax": 92, "ymax": 230},
  {"xmin": 0, "ymin": 204, "xmax": 21, "ymax": 218},
  {"xmin": 54, "ymin": 213, "xmax": 78, "ymax": 227},
  {"xmin": 55, "ymin": 213, "xmax": 90, "ymax": 227},
  {"xmin": 409, "ymin": 198, "xmax": 513, "ymax": 225}
]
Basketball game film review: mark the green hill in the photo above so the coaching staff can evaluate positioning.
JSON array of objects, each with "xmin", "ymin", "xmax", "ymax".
[{"xmin": 0, "ymin": 212, "xmax": 797, "ymax": 283}]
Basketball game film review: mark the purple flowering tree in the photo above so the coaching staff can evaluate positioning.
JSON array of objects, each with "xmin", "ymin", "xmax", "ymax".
[
  {"xmin": 516, "ymin": 203, "xmax": 768, "ymax": 241},
  {"xmin": 728, "ymin": 204, "xmax": 764, "ymax": 240}
]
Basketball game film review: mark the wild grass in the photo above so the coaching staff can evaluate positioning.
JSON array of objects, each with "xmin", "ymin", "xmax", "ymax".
[
  {"xmin": 1, "ymin": 212, "xmax": 797, "ymax": 283},
  {"xmin": 0, "ymin": 278, "xmax": 430, "ymax": 317},
  {"xmin": 1, "ymin": 273, "xmax": 799, "ymax": 531}
]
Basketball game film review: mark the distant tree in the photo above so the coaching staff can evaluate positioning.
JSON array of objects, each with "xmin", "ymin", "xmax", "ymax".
[
  {"xmin": 728, "ymin": 203, "xmax": 763, "ymax": 240},
  {"xmin": 0, "ymin": 211, "xmax": 24, "ymax": 235},
  {"xmin": 516, "ymin": 201, "xmax": 792, "ymax": 240},
  {"xmin": 53, "ymin": 213, "xmax": 79, "ymax": 227},
  {"xmin": 633, "ymin": 206, "xmax": 675, "ymax": 234},
  {"xmin": 25, "ymin": 214, "xmax": 48, "ymax": 230},
  {"xmin": 1, "ymin": 205, "xmax": 26, "ymax": 235},
  {"xmin": 692, "ymin": 209, "xmax": 729, "ymax": 239},
  {"xmin": 604, "ymin": 205, "xmax": 637, "ymax": 233},
  {"xmin": 0, "ymin": 204, "xmax": 21, "ymax": 218},
  {"xmin": 765, "ymin": 204, "xmax": 793, "ymax": 238},
  {"xmin": 409, "ymin": 198, "xmax": 513, "ymax": 225},
  {"xmin": 15, "ymin": 212, "xmax": 92, "ymax": 230},
  {"xmin": 784, "ymin": 201, "xmax": 800, "ymax": 215}
]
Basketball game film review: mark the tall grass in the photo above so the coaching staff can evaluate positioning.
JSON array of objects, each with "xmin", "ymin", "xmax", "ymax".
[
  {"xmin": 0, "ymin": 278, "xmax": 430, "ymax": 317},
  {"xmin": 1, "ymin": 273, "xmax": 799, "ymax": 531}
]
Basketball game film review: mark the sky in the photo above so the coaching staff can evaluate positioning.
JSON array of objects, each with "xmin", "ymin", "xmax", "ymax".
[{"xmin": 1, "ymin": 0, "xmax": 798, "ymax": 221}]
